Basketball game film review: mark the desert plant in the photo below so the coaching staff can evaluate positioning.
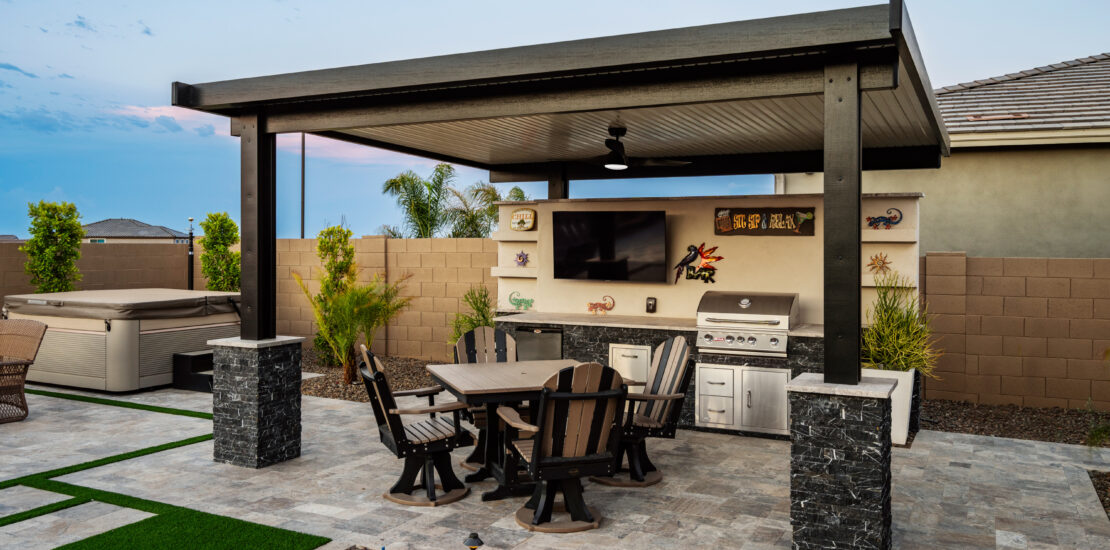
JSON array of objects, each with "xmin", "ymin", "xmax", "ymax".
[
  {"xmin": 198, "ymin": 212, "xmax": 240, "ymax": 291},
  {"xmin": 357, "ymin": 273, "xmax": 412, "ymax": 355},
  {"xmin": 861, "ymin": 272, "xmax": 939, "ymax": 379},
  {"xmin": 21, "ymin": 201, "xmax": 84, "ymax": 293},
  {"xmin": 382, "ymin": 163, "xmax": 455, "ymax": 238},
  {"xmin": 449, "ymin": 285, "xmax": 496, "ymax": 345},
  {"xmin": 313, "ymin": 225, "xmax": 357, "ymax": 362}
]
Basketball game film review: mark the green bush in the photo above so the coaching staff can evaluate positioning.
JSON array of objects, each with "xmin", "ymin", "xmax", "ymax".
[
  {"xmin": 313, "ymin": 226, "xmax": 357, "ymax": 362},
  {"xmin": 21, "ymin": 201, "xmax": 84, "ymax": 293},
  {"xmin": 861, "ymin": 272, "xmax": 939, "ymax": 378},
  {"xmin": 198, "ymin": 213, "xmax": 240, "ymax": 291},
  {"xmin": 449, "ymin": 286, "xmax": 495, "ymax": 345}
]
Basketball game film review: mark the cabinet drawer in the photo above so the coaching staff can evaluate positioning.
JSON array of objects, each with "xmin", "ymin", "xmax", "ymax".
[
  {"xmin": 609, "ymin": 344, "xmax": 651, "ymax": 384},
  {"xmin": 697, "ymin": 367, "xmax": 734, "ymax": 397},
  {"xmin": 698, "ymin": 396, "xmax": 734, "ymax": 427}
]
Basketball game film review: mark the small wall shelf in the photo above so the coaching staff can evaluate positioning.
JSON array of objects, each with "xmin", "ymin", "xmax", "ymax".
[
  {"xmin": 491, "ymin": 231, "xmax": 538, "ymax": 242},
  {"xmin": 861, "ymin": 229, "xmax": 917, "ymax": 243},
  {"xmin": 491, "ymin": 266, "xmax": 538, "ymax": 279}
]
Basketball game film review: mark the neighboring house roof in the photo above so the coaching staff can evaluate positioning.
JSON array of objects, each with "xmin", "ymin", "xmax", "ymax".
[
  {"xmin": 0, "ymin": 234, "xmax": 20, "ymax": 241},
  {"xmin": 83, "ymin": 218, "xmax": 187, "ymax": 238},
  {"xmin": 935, "ymin": 53, "xmax": 1110, "ymax": 135}
]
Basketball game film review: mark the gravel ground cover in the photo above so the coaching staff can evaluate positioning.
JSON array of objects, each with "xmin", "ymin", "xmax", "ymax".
[
  {"xmin": 1092, "ymin": 471, "xmax": 1110, "ymax": 521},
  {"xmin": 300, "ymin": 348, "xmax": 436, "ymax": 403}
]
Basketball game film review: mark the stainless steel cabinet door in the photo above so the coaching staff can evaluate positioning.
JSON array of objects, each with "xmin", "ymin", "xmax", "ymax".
[{"xmin": 740, "ymin": 368, "xmax": 789, "ymax": 433}]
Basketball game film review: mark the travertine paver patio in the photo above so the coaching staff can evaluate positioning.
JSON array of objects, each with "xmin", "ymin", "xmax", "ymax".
[
  {"xmin": 16, "ymin": 387, "xmax": 1101, "ymax": 549},
  {"xmin": 0, "ymin": 500, "xmax": 154, "ymax": 550}
]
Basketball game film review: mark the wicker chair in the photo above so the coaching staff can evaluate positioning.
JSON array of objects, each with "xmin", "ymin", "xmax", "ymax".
[{"xmin": 0, "ymin": 319, "xmax": 48, "ymax": 424}]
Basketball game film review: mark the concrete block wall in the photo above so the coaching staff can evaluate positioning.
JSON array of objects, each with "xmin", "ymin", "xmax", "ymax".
[
  {"xmin": 924, "ymin": 252, "xmax": 1110, "ymax": 410},
  {"xmin": 1, "ymin": 242, "xmax": 189, "ymax": 298}
]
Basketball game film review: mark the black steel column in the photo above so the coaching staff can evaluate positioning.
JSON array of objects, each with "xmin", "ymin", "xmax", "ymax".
[
  {"xmin": 547, "ymin": 163, "xmax": 568, "ymax": 199},
  {"xmin": 239, "ymin": 114, "xmax": 277, "ymax": 341},
  {"xmin": 822, "ymin": 61, "xmax": 862, "ymax": 385}
]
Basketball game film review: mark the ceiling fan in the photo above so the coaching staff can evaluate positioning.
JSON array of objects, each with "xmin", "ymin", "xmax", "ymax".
[{"xmin": 595, "ymin": 126, "xmax": 692, "ymax": 171}]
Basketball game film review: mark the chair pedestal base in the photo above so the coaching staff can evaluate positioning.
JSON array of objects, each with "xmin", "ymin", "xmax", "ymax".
[
  {"xmin": 590, "ymin": 437, "xmax": 661, "ymax": 487},
  {"xmin": 514, "ymin": 503, "xmax": 600, "ymax": 533},
  {"xmin": 384, "ymin": 452, "xmax": 468, "ymax": 507},
  {"xmin": 589, "ymin": 470, "xmax": 662, "ymax": 488},
  {"xmin": 385, "ymin": 485, "xmax": 470, "ymax": 507}
]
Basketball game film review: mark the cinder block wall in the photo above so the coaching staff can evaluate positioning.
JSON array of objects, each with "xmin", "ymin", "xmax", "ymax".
[
  {"xmin": 924, "ymin": 252, "xmax": 1110, "ymax": 410},
  {"xmin": 1, "ymin": 242, "xmax": 188, "ymax": 297}
]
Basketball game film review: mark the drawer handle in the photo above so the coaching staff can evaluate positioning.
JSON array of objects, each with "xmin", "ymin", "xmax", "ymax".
[
  {"xmin": 707, "ymin": 408, "xmax": 726, "ymax": 413},
  {"xmin": 619, "ymin": 354, "xmax": 639, "ymax": 358},
  {"xmin": 707, "ymin": 381, "xmax": 726, "ymax": 385},
  {"xmin": 747, "ymin": 390, "xmax": 752, "ymax": 408}
]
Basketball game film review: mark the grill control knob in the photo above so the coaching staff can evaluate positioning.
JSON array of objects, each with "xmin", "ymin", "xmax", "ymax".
[
  {"xmin": 747, "ymin": 336, "xmax": 757, "ymax": 345},
  {"xmin": 724, "ymin": 335, "xmax": 735, "ymax": 344},
  {"xmin": 770, "ymin": 337, "xmax": 780, "ymax": 347},
  {"xmin": 703, "ymin": 334, "xmax": 714, "ymax": 343}
]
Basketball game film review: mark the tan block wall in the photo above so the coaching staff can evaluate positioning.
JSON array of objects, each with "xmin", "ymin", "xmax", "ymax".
[
  {"xmin": 1, "ymin": 242, "xmax": 188, "ymax": 298},
  {"xmin": 923, "ymin": 251, "xmax": 1110, "ymax": 410}
]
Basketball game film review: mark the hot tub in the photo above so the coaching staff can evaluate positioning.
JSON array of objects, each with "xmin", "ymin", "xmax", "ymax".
[{"xmin": 3, "ymin": 289, "xmax": 240, "ymax": 391}]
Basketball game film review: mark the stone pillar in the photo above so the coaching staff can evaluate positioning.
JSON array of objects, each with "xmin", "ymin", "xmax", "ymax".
[
  {"xmin": 786, "ymin": 373, "xmax": 896, "ymax": 550},
  {"xmin": 209, "ymin": 336, "xmax": 304, "ymax": 468}
]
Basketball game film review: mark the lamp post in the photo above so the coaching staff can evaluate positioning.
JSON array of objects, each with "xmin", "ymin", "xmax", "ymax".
[{"xmin": 187, "ymin": 217, "xmax": 195, "ymax": 290}]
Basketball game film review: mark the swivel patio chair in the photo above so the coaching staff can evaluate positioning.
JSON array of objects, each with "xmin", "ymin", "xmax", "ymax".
[
  {"xmin": 358, "ymin": 345, "xmax": 474, "ymax": 506},
  {"xmin": 497, "ymin": 362, "xmax": 627, "ymax": 533},
  {"xmin": 454, "ymin": 326, "xmax": 518, "ymax": 472},
  {"xmin": 592, "ymin": 335, "xmax": 692, "ymax": 487},
  {"xmin": 0, "ymin": 319, "xmax": 48, "ymax": 424}
]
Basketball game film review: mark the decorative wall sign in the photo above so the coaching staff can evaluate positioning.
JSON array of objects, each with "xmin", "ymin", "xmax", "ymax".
[
  {"xmin": 510, "ymin": 208, "xmax": 536, "ymax": 231},
  {"xmin": 867, "ymin": 252, "xmax": 893, "ymax": 274},
  {"xmin": 586, "ymin": 295, "xmax": 615, "ymax": 315},
  {"xmin": 866, "ymin": 208, "xmax": 903, "ymax": 230},
  {"xmin": 674, "ymin": 243, "xmax": 723, "ymax": 284},
  {"xmin": 514, "ymin": 251, "xmax": 530, "ymax": 267},
  {"xmin": 714, "ymin": 207, "xmax": 815, "ymax": 236},
  {"xmin": 508, "ymin": 291, "xmax": 534, "ymax": 311}
]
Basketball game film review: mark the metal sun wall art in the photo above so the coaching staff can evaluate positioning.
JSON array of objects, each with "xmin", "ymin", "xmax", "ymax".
[
  {"xmin": 674, "ymin": 243, "xmax": 723, "ymax": 284},
  {"xmin": 508, "ymin": 291, "xmax": 534, "ymax": 311},
  {"xmin": 866, "ymin": 208, "xmax": 903, "ymax": 230},
  {"xmin": 586, "ymin": 295, "xmax": 615, "ymax": 315},
  {"xmin": 514, "ymin": 251, "xmax": 529, "ymax": 267},
  {"xmin": 867, "ymin": 252, "xmax": 893, "ymax": 274}
]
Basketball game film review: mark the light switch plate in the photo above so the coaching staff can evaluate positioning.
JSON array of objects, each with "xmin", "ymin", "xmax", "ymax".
[{"xmin": 645, "ymin": 297, "xmax": 657, "ymax": 313}]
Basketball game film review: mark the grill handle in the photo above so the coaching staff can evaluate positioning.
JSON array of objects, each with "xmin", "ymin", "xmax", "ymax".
[{"xmin": 703, "ymin": 318, "xmax": 781, "ymax": 326}]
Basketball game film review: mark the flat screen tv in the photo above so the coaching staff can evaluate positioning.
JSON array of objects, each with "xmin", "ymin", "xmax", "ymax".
[{"xmin": 552, "ymin": 210, "xmax": 668, "ymax": 282}]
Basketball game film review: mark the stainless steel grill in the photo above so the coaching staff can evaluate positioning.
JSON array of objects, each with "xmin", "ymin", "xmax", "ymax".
[{"xmin": 696, "ymin": 291, "xmax": 799, "ymax": 357}]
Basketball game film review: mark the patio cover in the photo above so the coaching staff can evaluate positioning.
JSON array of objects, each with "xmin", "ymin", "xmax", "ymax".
[{"xmin": 172, "ymin": 0, "xmax": 948, "ymax": 384}]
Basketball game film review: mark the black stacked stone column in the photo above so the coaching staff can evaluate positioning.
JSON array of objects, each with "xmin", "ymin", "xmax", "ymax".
[
  {"xmin": 209, "ymin": 336, "xmax": 303, "ymax": 468},
  {"xmin": 786, "ymin": 373, "xmax": 896, "ymax": 550}
]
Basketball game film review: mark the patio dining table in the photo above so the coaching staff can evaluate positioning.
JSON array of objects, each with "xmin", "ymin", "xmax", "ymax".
[{"xmin": 426, "ymin": 358, "xmax": 578, "ymax": 501}]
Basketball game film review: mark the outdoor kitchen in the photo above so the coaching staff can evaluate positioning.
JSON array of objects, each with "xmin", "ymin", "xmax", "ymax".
[{"xmin": 493, "ymin": 192, "xmax": 921, "ymax": 437}]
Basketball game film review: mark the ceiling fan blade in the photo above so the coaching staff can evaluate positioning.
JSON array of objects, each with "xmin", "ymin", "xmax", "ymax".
[{"xmin": 631, "ymin": 157, "xmax": 692, "ymax": 167}]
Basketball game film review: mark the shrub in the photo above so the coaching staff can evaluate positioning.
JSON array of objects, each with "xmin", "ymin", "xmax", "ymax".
[
  {"xmin": 449, "ymin": 286, "xmax": 496, "ymax": 345},
  {"xmin": 861, "ymin": 272, "xmax": 939, "ymax": 378},
  {"xmin": 313, "ymin": 226, "xmax": 357, "ymax": 362},
  {"xmin": 198, "ymin": 213, "xmax": 240, "ymax": 291},
  {"xmin": 21, "ymin": 201, "xmax": 84, "ymax": 293}
]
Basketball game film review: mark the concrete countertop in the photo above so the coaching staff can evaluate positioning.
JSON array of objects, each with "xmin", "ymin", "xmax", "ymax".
[{"xmin": 494, "ymin": 311, "xmax": 825, "ymax": 337}]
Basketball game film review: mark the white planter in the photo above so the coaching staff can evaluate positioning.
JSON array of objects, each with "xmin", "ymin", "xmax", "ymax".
[{"xmin": 862, "ymin": 367, "xmax": 915, "ymax": 445}]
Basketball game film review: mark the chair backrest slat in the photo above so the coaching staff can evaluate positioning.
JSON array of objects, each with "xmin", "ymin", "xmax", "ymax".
[
  {"xmin": 536, "ymin": 363, "xmax": 625, "ymax": 460},
  {"xmin": 359, "ymin": 345, "xmax": 405, "ymax": 444},
  {"xmin": 0, "ymin": 319, "xmax": 47, "ymax": 363},
  {"xmin": 637, "ymin": 336, "xmax": 691, "ymax": 423},
  {"xmin": 454, "ymin": 326, "xmax": 516, "ymax": 364}
]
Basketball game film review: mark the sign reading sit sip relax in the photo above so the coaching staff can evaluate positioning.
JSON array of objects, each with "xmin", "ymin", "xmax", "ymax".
[{"xmin": 714, "ymin": 207, "xmax": 816, "ymax": 236}]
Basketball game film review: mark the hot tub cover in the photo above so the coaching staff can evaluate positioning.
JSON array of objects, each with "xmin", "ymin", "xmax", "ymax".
[{"xmin": 4, "ymin": 288, "xmax": 240, "ymax": 320}]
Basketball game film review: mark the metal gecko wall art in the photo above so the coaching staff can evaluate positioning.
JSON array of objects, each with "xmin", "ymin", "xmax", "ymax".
[
  {"xmin": 866, "ymin": 208, "xmax": 903, "ymax": 230},
  {"xmin": 508, "ymin": 291, "xmax": 534, "ymax": 311},
  {"xmin": 586, "ymin": 295, "xmax": 615, "ymax": 315}
]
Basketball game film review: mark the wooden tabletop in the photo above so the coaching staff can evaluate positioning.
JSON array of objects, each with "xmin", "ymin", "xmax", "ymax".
[{"xmin": 427, "ymin": 359, "xmax": 578, "ymax": 396}]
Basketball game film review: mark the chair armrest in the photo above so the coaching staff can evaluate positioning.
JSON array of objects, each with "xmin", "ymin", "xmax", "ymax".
[
  {"xmin": 0, "ymin": 360, "xmax": 32, "ymax": 368},
  {"xmin": 393, "ymin": 385, "xmax": 443, "ymax": 398},
  {"xmin": 624, "ymin": 379, "xmax": 646, "ymax": 386},
  {"xmin": 497, "ymin": 406, "xmax": 539, "ymax": 435},
  {"xmin": 627, "ymin": 392, "xmax": 685, "ymax": 401},
  {"xmin": 390, "ymin": 401, "xmax": 467, "ymax": 415}
]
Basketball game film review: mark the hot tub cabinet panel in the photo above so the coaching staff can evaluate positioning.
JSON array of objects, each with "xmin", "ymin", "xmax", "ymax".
[{"xmin": 4, "ymin": 289, "xmax": 240, "ymax": 392}]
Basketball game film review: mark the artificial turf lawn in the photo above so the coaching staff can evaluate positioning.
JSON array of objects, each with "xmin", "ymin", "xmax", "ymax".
[
  {"xmin": 25, "ymin": 388, "xmax": 213, "ymax": 419},
  {"xmin": 0, "ymin": 392, "xmax": 331, "ymax": 549}
]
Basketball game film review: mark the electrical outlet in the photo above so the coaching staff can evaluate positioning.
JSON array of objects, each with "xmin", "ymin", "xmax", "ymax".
[{"xmin": 645, "ymin": 297, "xmax": 657, "ymax": 313}]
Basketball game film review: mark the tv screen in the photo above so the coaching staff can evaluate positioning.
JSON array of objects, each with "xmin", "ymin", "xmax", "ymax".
[{"xmin": 552, "ymin": 210, "xmax": 668, "ymax": 282}]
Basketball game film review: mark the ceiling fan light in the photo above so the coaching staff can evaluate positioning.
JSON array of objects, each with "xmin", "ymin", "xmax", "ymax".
[{"xmin": 604, "ymin": 150, "xmax": 628, "ymax": 170}]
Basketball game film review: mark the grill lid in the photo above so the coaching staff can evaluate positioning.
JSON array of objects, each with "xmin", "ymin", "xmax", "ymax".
[{"xmin": 696, "ymin": 291, "xmax": 798, "ymax": 329}]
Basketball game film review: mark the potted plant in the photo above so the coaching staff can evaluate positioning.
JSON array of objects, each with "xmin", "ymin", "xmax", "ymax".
[{"xmin": 861, "ymin": 272, "xmax": 939, "ymax": 445}]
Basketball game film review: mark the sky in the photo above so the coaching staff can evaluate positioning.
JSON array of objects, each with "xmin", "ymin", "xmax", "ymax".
[{"xmin": 1, "ymin": 0, "xmax": 1108, "ymax": 238}]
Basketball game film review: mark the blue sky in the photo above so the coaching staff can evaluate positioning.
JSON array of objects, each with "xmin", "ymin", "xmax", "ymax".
[{"xmin": 1, "ymin": 0, "xmax": 1108, "ymax": 238}]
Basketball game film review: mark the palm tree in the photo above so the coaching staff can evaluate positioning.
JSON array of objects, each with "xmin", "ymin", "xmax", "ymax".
[
  {"xmin": 445, "ymin": 182, "xmax": 529, "ymax": 238},
  {"xmin": 381, "ymin": 163, "xmax": 454, "ymax": 238}
]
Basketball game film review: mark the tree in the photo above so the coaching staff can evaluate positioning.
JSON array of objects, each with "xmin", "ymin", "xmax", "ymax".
[
  {"xmin": 444, "ymin": 182, "xmax": 529, "ymax": 238},
  {"xmin": 198, "ymin": 212, "xmax": 240, "ymax": 291},
  {"xmin": 313, "ymin": 225, "xmax": 357, "ymax": 363},
  {"xmin": 382, "ymin": 163, "xmax": 454, "ymax": 238},
  {"xmin": 21, "ymin": 201, "xmax": 84, "ymax": 293}
]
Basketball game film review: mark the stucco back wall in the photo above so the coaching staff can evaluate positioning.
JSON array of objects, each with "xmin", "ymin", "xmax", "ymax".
[{"xmin": 782, "ymin": 146, "xmax": 1110, "ymax": 258}]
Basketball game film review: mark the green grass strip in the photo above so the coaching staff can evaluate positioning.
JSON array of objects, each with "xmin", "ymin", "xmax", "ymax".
[
  {"xmin": 0, "ymin": 497, "xmax": 90, "ymax": 527},
  {"xmin": 25, "ymin": 388, "xmax": 213, "ymax": 419},
  {"xmin": 0, "ymin": 434, "xmax": 213, "ymax": 491}
]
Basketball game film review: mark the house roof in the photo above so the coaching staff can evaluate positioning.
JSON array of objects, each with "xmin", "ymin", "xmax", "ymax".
[
  {"xmin": 0, "ymin": 234, "xmax": 20, "ymax": 241},
  {"xmin": 83, "ymin": 219, "xmax": 187, "ymax": 239},
  {"xmin": 935, "ymin": 53, "xmax": 1110, "ymax": 134}
]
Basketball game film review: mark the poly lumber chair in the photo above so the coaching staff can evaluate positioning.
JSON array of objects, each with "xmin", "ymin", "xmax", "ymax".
[
  {"xmin": 0, "ymin": 319, "xmax": 48, "ymax": 424},
  {"xmin": 454, "ymin": 326, "xmax": 518, "ymax": 473},
  {"xmin": 498, "ymin": 362, "xmax": 627, "ymax": 532},
  {"xmin": 358, "ymin": 345, "xmax": 474, "ymax": 506},
  {"xmin": 592, "ymin": 335, "xmax": 692, "ymax": 487}
]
